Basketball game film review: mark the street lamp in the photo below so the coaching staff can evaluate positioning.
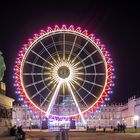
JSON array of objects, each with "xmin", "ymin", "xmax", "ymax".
[
  {"xmin": 122, "ymin": 118, "xmax": 124, "ymax": 124},
  {"xmin": 29, "ymin": 118, "xmax": 32, "ymax": 130},
  {"xmin": 134, "ymin": 115, "xmax": 139, "ymax": 129},
  {"xmin": 98, "ymin": 118, "xmax": 101, "ymax": 128},
  {"xmin": 17, "ymin": 118, "xmax": 20, "ymax": 125},
  {"xmin": 110, "ymin": 118, "xmax": 113, "ymax": 127}
]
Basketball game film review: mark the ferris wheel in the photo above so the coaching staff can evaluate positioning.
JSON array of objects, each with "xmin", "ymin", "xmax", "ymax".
[{"xmin": 13, "ymin": 25, "xmax": 115, "ymax": 124}]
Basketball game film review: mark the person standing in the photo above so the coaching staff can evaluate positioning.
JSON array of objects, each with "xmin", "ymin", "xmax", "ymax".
[
  {"xmin": 17, "ymin": 126, "xmax": 26, "ymax": 140},
  {"xmin": 120, "ymin": 124, "xmax": 123, "ymax": 133},
  {"xmin": 122, "ymin": 124, "xmax": 126, "ymax": 133},
  {"xmin": 117, "ymin": 123, "xmax": 120, "ymax": 132},
  {"xmin": 10, "ymin": 125, "xmax": 17, "ymax": 136}
]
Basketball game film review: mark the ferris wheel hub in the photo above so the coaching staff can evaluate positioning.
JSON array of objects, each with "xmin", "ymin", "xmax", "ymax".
[{"xmin": 57, "ymin": 66, "xmax": 70, "ymax": 79}]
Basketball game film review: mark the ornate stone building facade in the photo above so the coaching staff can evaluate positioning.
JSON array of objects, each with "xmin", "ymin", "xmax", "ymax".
[
  {"xmin": 12, "ymin": 96, "xmax": 140, "ymax": 129},
  {"xmin": 0, "ymin": 82, "xmax": 14, "ymax": 136},
  {"xmin": 87, "ymin": 96, "xmax": 140, "ymax": 128}
]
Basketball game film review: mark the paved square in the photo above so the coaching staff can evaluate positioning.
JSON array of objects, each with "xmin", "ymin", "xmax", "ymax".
[
  {"xmin": 25, "ymin": 131, "xmax": 140, "ymax": 140},
  {"xmin": 68, "ymin": 132, "xmax": 140, "ymax": 140}
]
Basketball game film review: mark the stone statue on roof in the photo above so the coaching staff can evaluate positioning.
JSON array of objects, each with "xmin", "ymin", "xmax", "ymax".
[{"xmin": 0, "ymin": 50, "xmax": 6, "ymax": 81}]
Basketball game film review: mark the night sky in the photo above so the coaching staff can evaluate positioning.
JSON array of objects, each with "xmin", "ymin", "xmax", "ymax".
[{"xmin": 0, "ymin": 0, "xmax": 140, "ymax": 103}]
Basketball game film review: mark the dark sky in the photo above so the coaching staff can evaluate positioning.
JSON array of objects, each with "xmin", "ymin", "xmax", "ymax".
[{"xmin": 0, "ymin": 0, "xmax": 140, "ymax": 103}]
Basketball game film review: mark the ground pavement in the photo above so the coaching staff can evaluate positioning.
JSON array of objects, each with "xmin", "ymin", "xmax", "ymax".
[
  {"xmin": 1, "ymin": 131, "xmax": 140, "ymax": 140},
  {"xmin": 25, "ymin": 131, "xmax": 140, "ymax": 140},
  {"xmin": 68, "ymin": 132, "xmax": 140, "ymax": 140}
]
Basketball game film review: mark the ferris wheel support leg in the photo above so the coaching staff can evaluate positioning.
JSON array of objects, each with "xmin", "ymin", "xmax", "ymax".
[
  {"xmin": 67, "ymin": 81, "xmax": 86, "ymax": 126},
  {"xmin": 46, "ymin": 81, "xmax": 62, "ymax": 117}
]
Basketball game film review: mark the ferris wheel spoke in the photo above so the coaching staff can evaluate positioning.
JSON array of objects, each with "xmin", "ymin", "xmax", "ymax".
[
  {"xmin": 47, "ymin": 80, "xmax": 54, "ymax": 86},
  {"xmin": 22, "ymin": 72, "xmax": 48, "ymax": 76},
  {"xmin": 68, "ymin": 35, "xmax": 77, "ymax": 61},
  {"xmin": 76, "ymin": 61, "xmax": 104, "ymax": 70},
  {"xmin": 46, "ymin": 81, "xmax": 62, "ymax": 117},
  {"xmin": 40, "ymin": 41, "xmax": 56, "ymax": 63},
  {"xmin": 40, "ymin": 91, "xmax": 52, "ymax": 106},
  {"xmin": 77, "ymin": 72, "xmax": 105, "ymax": 76},
  {"xmin": 72, "ymin": 79, "xmax": 98, "ymax": 99},
  {"xmin": 52, "ymin": 77, "xmax": 59, "ymax": 84},
  {"xmin": 63, "ymin": 33, "xmax": 66, "ymax": 60},
  {"xmin": 81, "ymin": 50, "xmax": 97, "ymax": 62},
  {"xmin": 81, "ymin": 92, "xmax": 90, "ymax": 101},
  {"xmin": 75, "ymin": 77, "xmax": 103, "ymax": 88},
  {"xmin": 24, "ymin": 61, "xmax": 51, "ymax": 70},
  {"xmin": 25, "ymin": 77, "xmax": 51, "ymax": 88},
  {"xmin": 70, "ymin": 82, "xmax": 88, "ymax": 107},
  {"xmin": 40, "ymin": 84, "xmax": 56, "ymax": 106},
  {"xmin": 25, "ymin": 79, "xmax": 44, "ymax": 88},
  {"xmin": 40, "ymin": 94, "xmax": 45, "ymax": 100},
  {"xmin": 30, "ymin": 86, "xmax": 47, "ymax": 100},
  {"xmin": 51, "ymin": 36, "xmax": 60, "ymax": 61},
  {"xmin": 67, "ymin": 81, "xmax": 86, "ymax": 125},
  {"xmin": 74, "ymin": 50, "xmax": 98, "ymax": 67},
  {"xmin": 30, "ymin": 50, "xmax": 53, "ymax": 66},
  {"xmin": 72, "ymin": 41, "xmax": 88, "ymax": 63},
  {"xmin": 86, "ymin": 61, "xmax": 104, "ymax": 68},
  {"xmin": 85, "ymin": 80, "xmax": 103, "ymax": 87}
]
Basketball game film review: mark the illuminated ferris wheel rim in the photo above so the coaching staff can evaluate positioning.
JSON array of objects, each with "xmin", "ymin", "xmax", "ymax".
[
  {"xmin": 20, "ymin": 30, "xmax": 108, "ymax": 71},
  {"xmin": 20, "ymin": 30, "xmax": 108, "ymax": 115},
  {"xmin": 14, "ymin": 24, "xmax": 115, "ymax": 120}
]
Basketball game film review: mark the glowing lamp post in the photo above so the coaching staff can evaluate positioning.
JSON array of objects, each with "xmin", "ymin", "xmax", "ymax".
[
  {"xmin": 110, "ymin": 118, "xmax": 113, "ymax": 127},
  {"xmin": 29, "ymin": 118, "xmax": 32, "ymax": 130},
  {"xmin": 122, "ymin": 118, "xmax": 124, "ymax": 123},
  {"xmin": 134, "ymin": 115, "xmax": 139, "ymax": 128}
]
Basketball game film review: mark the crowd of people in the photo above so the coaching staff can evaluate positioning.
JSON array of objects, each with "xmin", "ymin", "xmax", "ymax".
[
  {"xmin": 86, "ymin": 124, "xmax": 127, "ymax": 133},
  {"xmin": 10, "ymin": 123, "xmax": 126, "ymax": 139},
  {"xmin": 117, "ymin": 123, "xmax": 126, "ymax": 133},
  {"xmin": 10, "ymin": 125, "xmax": 25, "ymax": 140}
]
